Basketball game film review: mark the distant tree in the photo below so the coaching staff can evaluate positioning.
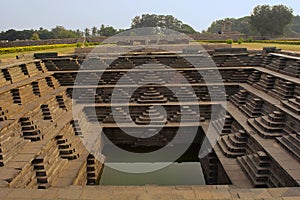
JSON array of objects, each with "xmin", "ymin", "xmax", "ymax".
[
  {"xmin": 118, "ymin": 28, "xmax": 126, "ymax": 33},
  {"xmin": 285, "ymin": 15, "xmax": 300, "ymax": 37},
  {"xmin": 37, "ymin": 27, "xmax": 54, "ymax": 39},
  {"xmin": 131, "ymin": 14, "xmax": 197, "ymax": 34},
  {"xmin": 75, "ymin": 29, "xmax": 84, "ymax": 38},
  {"xmin": 84, "ymin": 28, "xmax": 90, "ymax": 37},
  {"xmin": 98, "ymin": 24, "xmax": 117, "ymax": 36},
  {"xmin": 250, "ymin": 4, "xmax": 293, "ymax": 36},
  {"xmin": 290, "ymin": 15, "xmax": 300, "ymax": 32},
  {"xmin": 51, "ymin": 26, "xmax": 78, "ymax": 39},
  {"xmin": 0, "ymin": 29, "xmax": 18, "ymax": 41},
  {"xmin": 205, "ymin": 17, "xmax": 258, "ymax": 36},
  {"xmin": 180, "ymin": 24, "xmax": 197, "ymax": 34},
  {"xmin": 92, "ymin": 26, "xmax": 98, "ymax": 37},
  {"xmin": 206, "ymin": 20, "xmax": 222, "ymax": 33},
  {"xmin": 31, "ymin": 32, "xmax": 40, "ymax": 40},
  {"xmin": 0, "ymin": 29, "xmax": 34, "ymax": 41}
]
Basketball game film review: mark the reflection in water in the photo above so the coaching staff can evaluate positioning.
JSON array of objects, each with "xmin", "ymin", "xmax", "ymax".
[{"xmin": 99, "ymin": 162, "xmax": 206, "ymax": 185}]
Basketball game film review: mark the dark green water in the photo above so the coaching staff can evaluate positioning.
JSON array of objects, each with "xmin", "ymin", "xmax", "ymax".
[{"xmin": 99, "ymin": 162, "xmax": 206, "ymax": 185}]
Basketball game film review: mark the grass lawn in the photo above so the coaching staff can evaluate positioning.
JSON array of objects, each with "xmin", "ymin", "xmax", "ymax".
[
  {"xmin": 195, "ymin": 41, "xmax": 300, "ymax": 53},
  {"xmin": 0, "ymin": 46, "xmax": 75, "ymax": 61},
  {"xmin": 1, "ymin": 42, "xmax": 300, "ymax": 62},
  {"xmin": 232, "ymin": 42, "xmax": 300, "ymax": 53}
]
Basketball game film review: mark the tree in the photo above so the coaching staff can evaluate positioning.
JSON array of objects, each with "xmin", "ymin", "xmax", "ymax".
[
  {"xmin": 250, "ymin": 4, "xmax": 293, "ymax": 36},
  {"xmin": 75, "ymin": 29, "xmax": 84, "ymax": 38},
  {"xmin": 37, "ymin": 27, "xmax": 54, "ymax": 39},
  {"xmin": 92, "ymin": 26, "xmax": 98, "ymax": 37},
  {"xmin": 31, "ymin": 32, "xmax": 40, "ymax": 40},
  {"xmin": 0, "ymin": 29, "xmax": 18, "ymax": 41},
  {"xmin": 130, "ymin": 14, "xmax": 197, "ymax": 34},
  {"xmin": 205, "ymin": 17, "xmax": 258, "ymax": 36},
  {"xmin": 179, "ymin": 24, "xmax": 197, "ymax": 34},
  {"xmin": 285, "ymin": 15, "xmax": 300, "ymax": 37},
  {"xmin": 84, "ymin": 28, "xmax": 90, "ymax": 37},
  {"xmin": 289, "ymin": 15, "xmax": 300, "ymax": 33},
  {"xmin": 51, "ymin": 26, "xmax": 78, "ymax": 39},
  {"xmin": 0, "ymin": 29, "xmax": 34, "ymax": 41},
  {"xmin": 98, "ymin": 24, "xmax": 117, "ymax": 36}
]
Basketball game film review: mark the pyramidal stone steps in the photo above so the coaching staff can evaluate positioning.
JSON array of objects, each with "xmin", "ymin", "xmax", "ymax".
[
  {"xmin": 136, "ymin": 106, "xmax": 167, "ymax": 125},
  {"xmin": 137, "ymin": 87, "xmax": 168, "ymax": 104}
]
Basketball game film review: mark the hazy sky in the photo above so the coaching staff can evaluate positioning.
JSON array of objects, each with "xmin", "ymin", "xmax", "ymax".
[{"xmin": 1, "ymin": 0, "xmax": 299, "ymax": 32}]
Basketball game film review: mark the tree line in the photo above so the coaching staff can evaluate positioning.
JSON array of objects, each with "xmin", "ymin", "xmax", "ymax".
[
  {"xmin": 0, "ymin": 5, "xmax": 297, "ymax": 41},
  {"xmin": 205, "ymin": 5, "xmax": 298, "ymax": 37},
  {"xmin": 0, "ymin": 25, "xmax": 124, "ymax": 41},
  {"xmin": 0, "ymin": 14, "xmax": 197, "ymax": 41}
]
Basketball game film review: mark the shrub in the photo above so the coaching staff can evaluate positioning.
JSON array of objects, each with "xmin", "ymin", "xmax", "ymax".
[
  {"xmin": 226, "ymin": 39, "xmax": 234, "ymax": 44},
  {"xmin": 84, "ymin": 41, "xmax": 90, "ymax": 47},
  {"xmin": 76, "ymin": 42, "xmax": 82, "ymax": 48},
  {"xmin": 246, "ymin": 38, "xmax": 253, "ymax": 42},
  {"xmin": 238, "ymin": 37, "xmax": 244, "ymax": 44}
]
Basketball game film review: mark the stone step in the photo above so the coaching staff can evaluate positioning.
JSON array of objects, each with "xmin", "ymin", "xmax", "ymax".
[
  {"xmin": 276, "ymin": 136, "xmax": 300, "ymax": 162},
  {"xmin": 1, "ymin": 137, "xmax": 28, "ymax": 164},
  {"xmin": 22, "ymin": 129, "xmax": 41, "ymax": 136},
  {"xmin": 37, "ymin": 183, "xmax": 50, "ymax": 189},
  {"xmin": 217, "ymin": 137, "xmax": 245, "ymax": 158},
  {"xmin": 228, "ymin": 134, "xmax": 247, "ymax": 147},
  {"xmin": 240, "ymin": 103, "xmax": 262, "ymax": 118},
  {"xmin": 61, "ymin": 154, "xmax": 79, "ymax": 160},
  {"xmin": 23, "ymin": 134, "xmax": 43, "ymax": 141},
  {"xmin": 288, "ymin": 134, "xmax": 300, "ymax": 147},
  {"xmin": 59, "ymin": 148, "xmax": 76, "ymax": 155},
  {"xmin": 254, "ymin": 117, "xmax": 283, "ymax": 132},
  {"xmin": 21, "ymin": 125, "xmax": 37, "ymax": 131},
  {"xmin": 245, "ymin": 155, "xmax": 270, "ymax": 174},
  {"xmin": 248, "ymin": 118, "xmax": 282, "ymax": 139},
  {"xmin": 237, "ymin": 156, "xmax": 269, "ymax": 188},
  {"xmin": 281, "ymin": 100, "xmax": 300, "ymax": 115},
  {"xmin": 260, "ymin": 116, "xmax": 284, "ymax": 128},
  {"xmin": 221, "ymin": 135, "xmax": 245, "ymax": 152}
]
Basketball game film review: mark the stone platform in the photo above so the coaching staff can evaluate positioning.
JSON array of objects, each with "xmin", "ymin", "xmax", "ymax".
[
  {"xmin": 1, "ymin": 185, "xmax": 300, "ymax": 199},
  {"xmin": 0, "ymin": 47, "xmax": 299, "ymax": 198}
]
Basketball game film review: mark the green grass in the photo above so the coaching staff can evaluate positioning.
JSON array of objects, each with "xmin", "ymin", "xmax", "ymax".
[
  {"xmin": 1, "ymin": 42, "xmax": 300, "ymax": 61},
  {"xmin": 0, "ymin": 42, "xmax": 104, "ymax": 61},
  {"xmin": 196, "ymin": 41, "xmax": 300, "ymax": 53},
  {"xmin": 232, "ymin": 43, "xmax": 300, "ymax": 53},
  {"xmin": 0, "ymin": 44, "xmax": 78, "ymax": 55},
  {"xmin": 0, "ymin": 46, "xmax": 76, "ymax": 61}
]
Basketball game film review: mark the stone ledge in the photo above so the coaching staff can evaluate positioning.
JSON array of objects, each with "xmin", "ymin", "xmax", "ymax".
[{"xmin": 0, "ymin": 186, "xmax": 299, "ymax": 199}]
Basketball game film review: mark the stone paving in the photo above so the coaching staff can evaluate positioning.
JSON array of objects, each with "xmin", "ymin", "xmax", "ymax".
[{"xmin": 1, "ymin": 185, "xmax": 300, "ymax": 199}]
